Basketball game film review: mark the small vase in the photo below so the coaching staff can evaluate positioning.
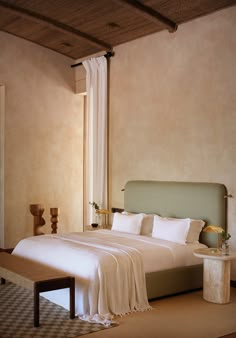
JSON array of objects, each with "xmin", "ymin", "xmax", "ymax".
[
  {"xmin": 96, "ymin": 213, "xmax": 102, "ymax": 226},
  {"xmin": 222, "ymin": 241, "xmax": 230, "ymax": 255},
  {"xmin": 91, "ymin": 211, "xmax": 102, "ymax": 228},
  {"xmin": 217, "ymin": 233, "xmax": 222, "ymax": 252}
]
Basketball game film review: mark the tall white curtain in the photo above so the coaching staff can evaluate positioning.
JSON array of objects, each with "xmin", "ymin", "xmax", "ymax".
[{"xmin": 83, "ymin": 56, "xmax": 108, "ymax": 225}]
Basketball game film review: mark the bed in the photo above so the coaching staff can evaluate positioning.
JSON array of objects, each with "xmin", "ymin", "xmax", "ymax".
[{"xmin": 12, "ymin": 180, "xmax": 228, "ymax": 320}]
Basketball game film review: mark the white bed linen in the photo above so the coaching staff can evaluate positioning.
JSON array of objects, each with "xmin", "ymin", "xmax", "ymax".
[
  {"xmin": 104, "ymin": 230, "xmax": 206, "ymax": 273},
  {"xmin": 13, "ymin": 230, "xmax": 152, "ymax": 317},
  {"xmin": 12, "ymin": 230, "xmax": 206, "ymax": 318}
]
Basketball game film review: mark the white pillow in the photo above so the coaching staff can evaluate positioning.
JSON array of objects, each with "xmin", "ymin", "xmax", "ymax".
[
  {"xmin": 164, "ymin": 216, "xmax": 205, "ymax": 243},
  {"xmin": 112, "ymin": 212, "xmax": 144, "ymax": 235},
  {"xmin": 162, "ymin": 216, "xmax": 205, "ymax": 243},
  {"xmin": 186, "ymin": 219, "xmax": 205, "ymax": 243},
  {"xmin": 152, "ymin": 215, "xmax": 190, "ymax": 244},
  {"xmin": 122, "ymin": 211, "xmax": 155, "ymax": 236}
]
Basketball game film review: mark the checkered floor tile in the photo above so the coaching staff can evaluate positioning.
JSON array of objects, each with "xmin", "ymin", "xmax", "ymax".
[{"xmin": 0, "ymin": 282, "xmax": 117, "ymax": 338}]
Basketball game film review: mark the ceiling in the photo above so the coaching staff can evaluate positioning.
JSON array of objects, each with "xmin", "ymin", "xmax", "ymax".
[{"xmin": 0, "ymin": 0, "xmax": 236, "ymax": 61}]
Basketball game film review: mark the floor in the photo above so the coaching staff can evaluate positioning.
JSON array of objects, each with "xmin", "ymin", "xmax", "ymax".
[{"xmin": 81, "ymin": 287, "xmax": 236, "ymax": 338}]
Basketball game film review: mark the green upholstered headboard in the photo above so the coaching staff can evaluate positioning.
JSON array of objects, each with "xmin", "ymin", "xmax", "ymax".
[{"xmin": 124, "ymin": 180, "xmax": 228, "ymax": 247}]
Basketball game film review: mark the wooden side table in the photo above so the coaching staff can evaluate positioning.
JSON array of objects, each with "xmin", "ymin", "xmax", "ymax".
[{"xmin": 193, "ymin": 248, "xmax": 236, "ymax": 304}]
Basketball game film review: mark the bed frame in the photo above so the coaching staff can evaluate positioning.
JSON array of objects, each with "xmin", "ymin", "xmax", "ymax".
[{"xmin": 124, "ymin": 180, "xmax": 228, "ymax": 299}]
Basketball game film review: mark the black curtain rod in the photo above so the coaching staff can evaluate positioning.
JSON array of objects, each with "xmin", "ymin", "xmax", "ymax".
[{"xmin": 71, "ymin": 51, "xmax": 114, "ymax": 68}]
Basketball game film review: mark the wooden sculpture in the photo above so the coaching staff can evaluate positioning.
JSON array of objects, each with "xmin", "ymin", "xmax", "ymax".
[
  {"xmin": 50, "ymin": 208, "xmax": 59, "ymax": 234},
  {"xmin": 29, "ymin": 204, "xmax": 46, "ymax": 236}
]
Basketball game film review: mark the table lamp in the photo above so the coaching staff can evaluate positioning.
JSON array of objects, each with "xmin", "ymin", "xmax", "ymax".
[
  {"xmin": 203, "ymin": 225, "xmax": 224, "ymax": 251},
  {"xmin": 96, "ymin": 209, "xmax": 111, "ymax": 227}
]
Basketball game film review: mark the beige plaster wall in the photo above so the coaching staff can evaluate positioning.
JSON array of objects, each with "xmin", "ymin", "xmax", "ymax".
[
  {"xmin": 109, "ymin": 7, "xmax": 236, "ymax": 278},
  {"xmin": 0, "ymin": 31, "xmax": 84, "ymax": 248}
]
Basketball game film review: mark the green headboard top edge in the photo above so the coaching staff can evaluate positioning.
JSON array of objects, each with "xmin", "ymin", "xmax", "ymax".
[{"xmin": 124, "ymin": 180, "xmax": 228, "ymax": 247}]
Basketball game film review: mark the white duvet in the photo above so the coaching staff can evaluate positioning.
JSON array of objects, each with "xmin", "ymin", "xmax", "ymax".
[{"xmin": 13, "ymin": 230, "xmax": 205, "ymax": 318}]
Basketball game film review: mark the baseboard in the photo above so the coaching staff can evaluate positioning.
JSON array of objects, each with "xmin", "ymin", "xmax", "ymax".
[
  {"xmin": 0, "ymin": 248, "xmax": 14, "ymax": 253},
  {"xmin": 231, "ymin": 280, "xmax": 236, "ymax": 288}
]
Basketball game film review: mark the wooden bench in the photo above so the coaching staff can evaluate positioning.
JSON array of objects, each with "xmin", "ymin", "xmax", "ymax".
[{"xmin": 0, "ymin": 252, "xmax": 75, "ymax": 327}]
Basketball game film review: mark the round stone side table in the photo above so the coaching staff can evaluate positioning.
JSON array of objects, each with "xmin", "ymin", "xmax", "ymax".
[{"xmin": 193, "ymin": 248, "xmax": 236, "ymax": 304}]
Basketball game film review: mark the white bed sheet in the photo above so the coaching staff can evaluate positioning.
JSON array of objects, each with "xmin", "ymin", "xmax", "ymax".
[
  {"xmin": 104, "ymin": 230, "xmax": 207, "ymax": 273},
  {"xmin": 12, "ymin": 230, "xmax": 206, "ymax": 318}
]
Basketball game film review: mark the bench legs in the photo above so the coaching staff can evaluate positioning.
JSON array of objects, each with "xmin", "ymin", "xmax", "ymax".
[
  {"xmin": 33, "ymin": 277, "xmax": 75, "ymax": 327},
  {"xmin": 69, "ymin": 277, "xmax": 75, "ymax": 319},
  {"xmin": 34, "ymin": 284, "xmax": 40, "ymax": 327},
  {"xmin": 0, "ymin": 276, "xmax": 75, "ymax": 327}
]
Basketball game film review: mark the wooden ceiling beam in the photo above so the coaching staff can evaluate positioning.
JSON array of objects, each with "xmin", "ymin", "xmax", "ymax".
[
  {"xmin": 0, "ymin": 0, "xmax": 113, "ymax": 51},
  {"xmin": 114, "ymin": 0, "xmax": 177, "ymax": 32}
]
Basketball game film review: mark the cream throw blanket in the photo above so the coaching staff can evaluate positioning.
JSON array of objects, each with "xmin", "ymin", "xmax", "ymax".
[{"xmin": 13, "ymin": 231, "xmax": 152, "ymax": 319}]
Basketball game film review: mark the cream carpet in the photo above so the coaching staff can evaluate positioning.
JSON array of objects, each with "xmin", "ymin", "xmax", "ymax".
[{"xmin": 81, "ymin": 287, "xmax": 236, "ymax": 338}]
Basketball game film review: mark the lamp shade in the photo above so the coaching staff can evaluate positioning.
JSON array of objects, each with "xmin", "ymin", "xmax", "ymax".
[
  {"xmin": 203, "ymin": 225, "xmax": 224, "ymax": 233},
  {"xmin": 96, "ymin": 209, "xmax": 111, "ymax": 215}
]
